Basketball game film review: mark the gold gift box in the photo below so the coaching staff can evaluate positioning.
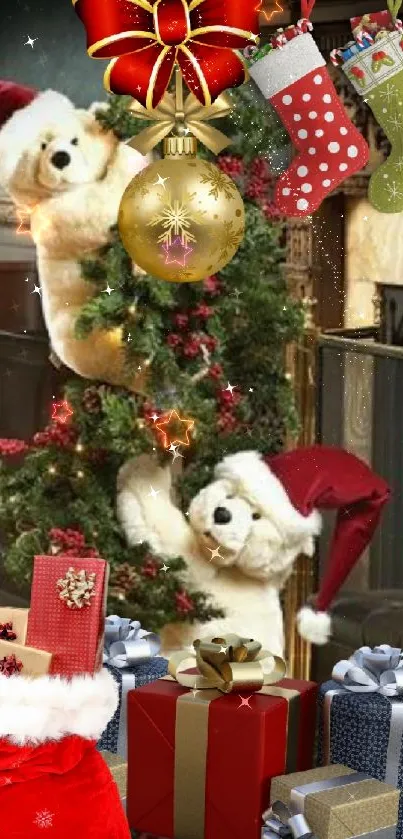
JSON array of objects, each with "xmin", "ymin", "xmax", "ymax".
[
  {"xmin": 0, "ymin": 607, "xmax": 29, "ymax": 644},
  {"xmin": 101, "ymin": 750, "xmax": 127, "ymax": 800},
  {"xmin": 0, "ymin": 638, "xmax": 52, "ymax": 677},
  {"xmin": 270, "ymin": 764, "xmax": 399, "ymax": 839}
]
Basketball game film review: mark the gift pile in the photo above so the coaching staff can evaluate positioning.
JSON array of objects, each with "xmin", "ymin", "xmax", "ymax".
[{"xmin": 318, "ymin": 644, "xmax": 403, "ymax": 839}]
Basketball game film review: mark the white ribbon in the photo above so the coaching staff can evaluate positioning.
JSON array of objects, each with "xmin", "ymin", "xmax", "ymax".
[{"xmin": 324, "ymin": 645, "xmax": 403, "ymax": 786}]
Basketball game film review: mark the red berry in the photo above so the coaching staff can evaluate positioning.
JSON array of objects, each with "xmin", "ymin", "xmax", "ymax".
[
  {"xmin": 167, "ymin": 333, "xmax": 183, "ymax": 348},
  {"xmin": 208, "ymin": 363, "xmax": 223, "ymax": 380},
  {"xmin": 175, "ymin": 590, "xmax": 195, "ymax": 615},
  {"xmin": 191, "ymin": 303, "xmax": 213, "ymax": 320},
  {"xmin": 174, "ymin": 313, "xmax": 189, "ymax": 329},
  {"xmin": 217, "ymin": 155, "xmax": 244, "ymax": 179},
  {"xmin": 203, "ymin": 276, "xmax": 221, "ymax": 296}
]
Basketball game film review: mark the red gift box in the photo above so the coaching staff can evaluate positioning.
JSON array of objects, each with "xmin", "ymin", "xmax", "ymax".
[
  {"xmin": 26, "ymin": 556, "xmax": 109, "ymax": 677},
  {"xmin": 127, "ymin": 675, "xmax": 317, "ymax": 839}
]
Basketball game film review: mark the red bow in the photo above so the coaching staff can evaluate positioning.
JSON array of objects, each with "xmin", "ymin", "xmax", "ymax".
[{"xmin": 73, "ymin": 0, "xmax": 260, "ymax": 109}]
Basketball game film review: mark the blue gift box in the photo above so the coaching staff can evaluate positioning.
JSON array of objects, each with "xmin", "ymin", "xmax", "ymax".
[
  {"xmin": 98, "ymin": 657, "xmax": 168, "ymax": 755},
  {"xmin": 318, "ymin": 679, "xmax": 403, "ymax": 839}
]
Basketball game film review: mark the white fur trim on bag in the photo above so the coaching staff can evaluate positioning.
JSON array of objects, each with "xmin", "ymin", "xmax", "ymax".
[
  {"xmin": 297, "ymin": 606, "xmax": 331, "ymax": 645},
  {"xmin": 215, "ymin": 451, "xmax": 321, "ymax": 546},
  {"xmin": 0, "ymin": 668, "xmax": 118, "ymax": 745},
  {"xmin": 249, "ymin": 33, "xmax": 326, "ymax": 100}
]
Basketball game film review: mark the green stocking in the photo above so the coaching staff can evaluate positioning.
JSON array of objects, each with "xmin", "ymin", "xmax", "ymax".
[{"xmin": 344, "ymin": 29, "xmax": 403, "ymax": 213}]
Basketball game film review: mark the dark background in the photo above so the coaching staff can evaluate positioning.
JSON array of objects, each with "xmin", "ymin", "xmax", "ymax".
[{"xmin": 0, "ymin": 0, "xmax": 106, "ymax": 105}]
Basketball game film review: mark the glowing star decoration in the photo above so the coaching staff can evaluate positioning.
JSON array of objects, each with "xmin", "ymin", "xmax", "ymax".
[
  {"xmin": 51, "ymin": 400, "xmax": 73, "ymax": 425},
  {"xmin": 162, "ymin": 237, "xmax": 193, "ymax": 267},
  {"xmin": 257, "ymin": 0, "xmax": 284, "ymax": 22},
  {"xmin": 155, "ymin": 410, "xmax": 194, "ymax": 449}
]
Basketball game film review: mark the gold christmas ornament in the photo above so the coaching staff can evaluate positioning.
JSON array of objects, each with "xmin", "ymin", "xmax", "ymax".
[
  {"xmin": 118, "ymin": 69, "xmax": 245, "ymax": 283},
  {"xmin": 118, "ymin": 139, "xmax": 245, "ymax": 283}
]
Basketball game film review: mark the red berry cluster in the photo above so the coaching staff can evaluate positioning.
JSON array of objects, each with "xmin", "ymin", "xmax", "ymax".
[
  {"xmin": 217, "ymin": 155, "xmax": 245, "ymax": 180},
  {"xmin": 141, "ymin": 556, "xmax": 160, "ymax": 578},
  {"xmin": 0, "ymin": 438, "xmax": 29, "ymax": 456},
  {"xmin": 166, "ymin": 300, "xmax": 218, "ymax": 361},
  {"xmin": 0, "ymin": 654, "xmax": 23, "ymax": 676},
  {"xmin": 203, "ymin": 275, "xmax": 221, "ymax": 297},
  {"xmin": 218, "ymin": 154, "xmax": 282, "ymax": 221},
  {"xmin": 33, "ymin": 423, "xmax": 78, "ymax": 449},
  {"xmin": 216, "ymin": 386, "xmax": 241, "ymax": 434},
  {"xmin": 48, "ymin": 527, "xmax": 99, "ymax": 558},
  {"xmin": 0, "ymin": 622, "xmax": 17, "ymax": 641},
  {"xmin": 175, "ymin": 590, "xmax": 195, "ymax": 615}
]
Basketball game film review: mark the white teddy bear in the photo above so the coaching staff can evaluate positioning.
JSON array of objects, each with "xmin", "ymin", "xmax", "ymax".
[
  {"xmin": 0, "ymin": 88, "xmax": 148, "ymax": 387},
  {"xmin": 117, "ymin": 450, "xmax": 321, "ymax": 657},
  {"xmin": 117, "ymin": 444, "xmax": 390, "ymax": 658}
]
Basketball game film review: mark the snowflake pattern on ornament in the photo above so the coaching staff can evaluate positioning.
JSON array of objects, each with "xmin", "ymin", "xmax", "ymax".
[{"xmin": 34, "ymin": 810, "xmax": 54, "ymax": 829}]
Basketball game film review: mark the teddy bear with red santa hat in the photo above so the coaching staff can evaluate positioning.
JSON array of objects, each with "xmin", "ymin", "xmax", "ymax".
[{"xmin": 117, "ymin": 445, "xmax": 390, "ymax": 656}]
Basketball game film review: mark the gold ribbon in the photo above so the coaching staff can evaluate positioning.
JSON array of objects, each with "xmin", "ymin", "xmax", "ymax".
[
  {"xmin": 168, "ymin": 633, "xmax": 286, "ymax": 694},
  {"xmin": 127, "ymin": 89, "xmax": 233, "ymax": 156}
]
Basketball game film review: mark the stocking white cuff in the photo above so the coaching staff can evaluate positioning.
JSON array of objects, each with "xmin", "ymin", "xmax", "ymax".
[{"xmin": 249, "ymin": 33, "xmax": 326, "ymax": 100}]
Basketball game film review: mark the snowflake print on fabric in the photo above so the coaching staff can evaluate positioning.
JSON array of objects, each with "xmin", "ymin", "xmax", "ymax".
[
  {"xmin": 34, "ymin": 810, "xmax": 54, "ymax": 829},
  {"xmin": 343, "ymin": 30, "xmax": 403, "ymax": 212},
  {"xmin": 249, "ymin": 33, "xmax": 369, "ymax": 217}
]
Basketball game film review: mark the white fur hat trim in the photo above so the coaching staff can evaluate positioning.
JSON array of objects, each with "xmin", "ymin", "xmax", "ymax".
[
  {"xmin": 0, "ymin": 669, "xmax": 118, "ymax": 745},
  {"xmin": 215, "ymin": 451, "xmax": 321, "ymax": 545},
  {"xmin": 297, "ymin": 606, "xmax": 331, "ymax": 645}
]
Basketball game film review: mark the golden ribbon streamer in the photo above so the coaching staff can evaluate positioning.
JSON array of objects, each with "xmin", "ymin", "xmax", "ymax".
[
  {"xmin": 127, "ymin": 88, "xmax": 233, "ymax": 156},
  {"xmin": 168, "ymin": 633, "xmax": 286, "ymax": 694}
]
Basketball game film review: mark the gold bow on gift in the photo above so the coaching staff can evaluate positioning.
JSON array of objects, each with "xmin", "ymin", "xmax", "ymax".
[
  {"xmin": 128, "ymin": 87, "xmax": 233, "ymax": 157},
  {"xmin": 169, "ymin": 633, "xmax": 286, "ymax": 694}
]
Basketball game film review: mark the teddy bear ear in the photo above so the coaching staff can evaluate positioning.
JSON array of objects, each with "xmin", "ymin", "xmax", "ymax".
[{"xmin": 75, "ymin": 107, "xmax": 109, "ymax": 134}]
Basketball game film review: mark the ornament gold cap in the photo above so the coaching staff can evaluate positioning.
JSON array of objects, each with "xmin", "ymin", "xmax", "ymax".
[{"xmin": 163, "ymin": 135, "xmax": 197, "ymax": 159}]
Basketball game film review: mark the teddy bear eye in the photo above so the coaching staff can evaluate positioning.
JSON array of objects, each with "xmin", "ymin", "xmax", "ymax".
[
  {"xmin": 252, "ymin": 511, "xmax": 261, "ymax": 520},
  {"xmin": 226, "ymin": 495, "xmax": 234, "ymax": 500},
  {"xmin": 41, "ymin": 142, "xmax": 47, "ymax": 150},
  {"xmin": 71, "ymin": 137, "xmax": 78, "ymax": 145}
]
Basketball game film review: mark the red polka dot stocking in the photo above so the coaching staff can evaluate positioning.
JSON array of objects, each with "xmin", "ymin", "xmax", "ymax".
[{"xmin": 249, "ymin": 33, "xmax": 369, "ymax": 217}]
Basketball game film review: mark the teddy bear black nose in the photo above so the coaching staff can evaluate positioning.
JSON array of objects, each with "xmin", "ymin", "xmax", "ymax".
[
  {"xmin": 213, "ymin": 506, "xmax": 232, "ymax": 524},
  {"xmin": 51, "ymin": 150, "xmax": 71, "ymax": 170}
]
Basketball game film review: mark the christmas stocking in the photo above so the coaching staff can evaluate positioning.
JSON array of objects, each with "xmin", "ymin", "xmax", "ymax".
[
  {"xmin": 249, "ymin": 31, "xmax": 369, "ymax": 217},
  {"xmin": 343, "ymin": 28, "xmax": 403, "ymax": 213}
]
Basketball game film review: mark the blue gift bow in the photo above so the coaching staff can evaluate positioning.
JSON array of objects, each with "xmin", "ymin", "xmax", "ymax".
[
  {"xmin": 262, "ymin": 801, "xmax": 313, "ymax": 839},
  {"xmin": 103, "ymin": 615, "xmax": 161, "ymax": 758},
  {"xmin": 324, "ymin": 645, "xmax": 403, "ymax": 786}
]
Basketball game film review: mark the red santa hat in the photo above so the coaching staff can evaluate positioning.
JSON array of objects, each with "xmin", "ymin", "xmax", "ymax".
[
  {"xmin": 215, "ymin": 446, "xmax": 390, "ymax": 646},
  {"xmin": 0, "ymin": 80, "xmax": 37, "ymax": 128}
]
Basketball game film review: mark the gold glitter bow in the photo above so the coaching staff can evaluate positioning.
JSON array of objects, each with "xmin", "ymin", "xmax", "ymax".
[
  {"xmin": 168, "ymin": 633, "xmax": 286, "ymax": 694},
  {"xmin": 57, "ymin": 567, "xmax": 97, "ymax": 610},
  {"xmin": 127, "ymin": 75, "xmax": 233, "ymax": 157}
]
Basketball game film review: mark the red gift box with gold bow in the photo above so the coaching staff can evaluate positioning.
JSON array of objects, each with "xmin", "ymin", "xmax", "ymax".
[
  {"xmin": 26, "ymin": 556, "xmax": 109, "ymax": 677},
  {"xmin": 126, "ymin": 636, "xmax": 317, "ymax": 839}
]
